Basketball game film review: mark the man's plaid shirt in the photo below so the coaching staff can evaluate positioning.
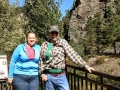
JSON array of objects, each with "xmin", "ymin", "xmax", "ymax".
[{"xmin": 39, "ymin": 38, "xmax": 88, "ymax": 74}]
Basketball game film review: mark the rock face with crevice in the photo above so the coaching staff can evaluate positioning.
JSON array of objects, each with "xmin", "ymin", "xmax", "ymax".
[{"xmin": 69, "ymin": 0, "xmax": 115, "ymax": 41}]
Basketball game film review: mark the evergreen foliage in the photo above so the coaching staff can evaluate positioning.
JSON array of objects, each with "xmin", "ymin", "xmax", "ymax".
[
  {"xmin": 15, "ymin": 7, "xmax": 24, "ymax": 15},
  {"xmin": 0, "ymin": 0, "xmax": 120, "ymax": 60},
  {"xmin": 0, "ymin": 0, "xmax": 25, "ymax": 60},
  {"xmin": 83, "ymin": 2, "xmax": 120, "ymax": 54},
  {"xmin": 62, "ymin": 10, "xmax": 85, "ymax": 57},
  {"xmin": 114, "ymin": 0, "xmax": 120, "ymax": 14},
  {"xmin": 62, "ymin": 10, "xmax": 71, "ymax": 42},
  {"xmin": 23, "ymin": 0, "xmax": 62, "ymax": 44}
]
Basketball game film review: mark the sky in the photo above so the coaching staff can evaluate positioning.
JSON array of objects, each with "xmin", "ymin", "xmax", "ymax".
[{"xmin": 9, "ymin": 0, "xmax": 74, "ymax": 17}]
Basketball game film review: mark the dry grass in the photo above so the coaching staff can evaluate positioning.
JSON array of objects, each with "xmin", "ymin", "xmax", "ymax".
[{"xmin": 87, "ymin": 55, "xmax": 120, "ymax": 76}]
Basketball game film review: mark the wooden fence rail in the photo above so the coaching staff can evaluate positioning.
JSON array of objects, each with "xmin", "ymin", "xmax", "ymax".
[
  {"xmin": 0, "ymin": 64, "xmax": 120, "ymax": 90},
  {"xmin": 66, "ymin": 64, "xmax": 120, "ymax": 90}
]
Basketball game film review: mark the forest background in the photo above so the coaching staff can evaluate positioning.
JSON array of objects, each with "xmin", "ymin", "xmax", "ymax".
[{"xmin": 0, "ymin": 0, "xmax": 120, "ymax": 76}]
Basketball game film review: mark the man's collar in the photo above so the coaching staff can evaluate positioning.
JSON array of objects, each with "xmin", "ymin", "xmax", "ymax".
[{"xmin": 48, "ymin": 37, "xmax": 60, "ymax": 44}]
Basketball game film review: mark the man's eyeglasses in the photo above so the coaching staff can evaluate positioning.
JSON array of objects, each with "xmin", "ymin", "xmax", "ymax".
[{"xmin": 50, "ymin": 32, "xmax": 58, "ymax": 35}]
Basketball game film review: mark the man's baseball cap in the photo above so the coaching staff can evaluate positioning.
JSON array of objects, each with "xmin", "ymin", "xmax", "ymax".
[{"xmin": 49, "ymin": 25, "xmax": 59, "ymax": 32}]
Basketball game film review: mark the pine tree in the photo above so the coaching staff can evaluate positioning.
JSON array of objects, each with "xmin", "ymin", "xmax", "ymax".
[
  {"xmin": 23, "ymin": 0, "xmax": 62, "ymax": 44},
  {"xmin": 84, "ymin": 3, "xmax": 120, "ymax": 55},
  {"xmin": 0, "ymin": 0, "xmax": 25, "ymax": 60}
]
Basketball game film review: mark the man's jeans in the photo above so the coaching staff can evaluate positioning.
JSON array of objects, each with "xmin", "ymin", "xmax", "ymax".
[
  {"xmin": 45, "ymin": 73, "xmax": 70, "ymax": 90},
  {"xmin": 13, "ymin": 74, "xmax": 39, "ymax": 90}
]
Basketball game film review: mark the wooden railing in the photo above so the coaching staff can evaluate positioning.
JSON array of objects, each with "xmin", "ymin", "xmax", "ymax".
[
  {"xmin": 1, "ymin": 64, "xmax": 120, "ymax": 90},
  {"xmin": 66, "ymin": 64, "xmax": 120, "ymax": 90},
  {"xmin": 0, "ymin": 78, "xmax": 13, "ymax": 90}
]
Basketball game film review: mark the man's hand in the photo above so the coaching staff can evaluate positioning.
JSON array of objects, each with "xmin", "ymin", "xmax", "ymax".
[
  {"xmin": 8, "ymin": 78, "xmax": 13, "ymax": 84},
  {"xmin": 86, "ymin": 66, "xmax": 95, "ymax": 73},
  {"xmin": 41, "ymin": 74, "xmax": 48, "ymax": 81}
]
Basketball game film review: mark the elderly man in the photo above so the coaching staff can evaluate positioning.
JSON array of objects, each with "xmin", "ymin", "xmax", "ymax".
[{"xmin": 39, "ymin": 25, "xmax": 94, "ymax": 90}]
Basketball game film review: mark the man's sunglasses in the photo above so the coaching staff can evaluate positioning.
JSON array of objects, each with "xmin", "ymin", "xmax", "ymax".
[{"xmin": 50, "ymin": 32, "xmax": 58, "ymax": 35}]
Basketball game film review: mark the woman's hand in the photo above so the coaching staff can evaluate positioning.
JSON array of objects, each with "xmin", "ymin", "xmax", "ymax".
[{"xmin": 8, "ymin": 78, "xmax": 13, "ymax": 84}]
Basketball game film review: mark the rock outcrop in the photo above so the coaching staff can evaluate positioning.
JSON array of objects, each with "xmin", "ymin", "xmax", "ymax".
[{"xmin": 69, "ymin": 0, "xmax": 115, "ymax": 41}]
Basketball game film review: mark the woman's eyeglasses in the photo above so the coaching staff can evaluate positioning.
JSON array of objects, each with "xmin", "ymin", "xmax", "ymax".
[{"xmin": 50, "ymin": 31, "xmax": 58, "ymax": 35}]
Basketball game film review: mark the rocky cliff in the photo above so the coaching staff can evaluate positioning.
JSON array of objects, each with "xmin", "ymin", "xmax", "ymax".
[{"xmin": 69, "ymin": 0, "xmax": 115, "ymax": 41}]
